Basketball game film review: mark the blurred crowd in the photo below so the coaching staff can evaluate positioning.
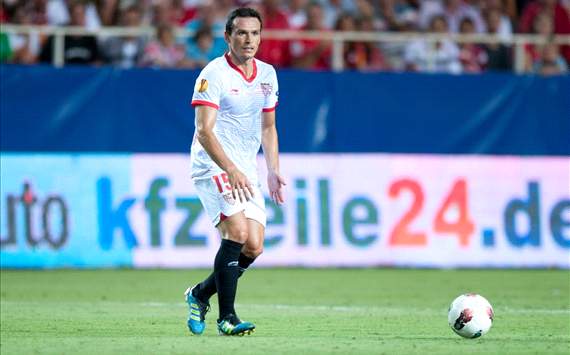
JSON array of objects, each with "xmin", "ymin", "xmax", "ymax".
[{"xmin": 0, "ymin": 0, "xmax": 568, "ymax": 75}]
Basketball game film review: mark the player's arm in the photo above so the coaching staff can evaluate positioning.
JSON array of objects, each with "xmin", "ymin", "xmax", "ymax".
[
  {"xmin": 261, "ymin": 110, "xmax": 286, "ymax": 204},
  {"xmin": 195, "ymin": 105, "xmax": 254, "ymax": 201}
]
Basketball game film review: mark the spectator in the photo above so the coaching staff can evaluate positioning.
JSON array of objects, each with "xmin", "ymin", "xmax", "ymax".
[
  {"xmin": 46, "ymin": 0, "xmax": 101, "ymax": 30},
  {"xmin": 354, "ymin": 0, "xmax": 377, "ymax": 22},
  {"xmin": 375, "ymin": 0, "xmax": 419, "ymax": 70},
  {"xmin": 185, "ymin": 25, "xmax": 218, "ymax": 68},
  {"xmin": 519, "ymin": 0, "xmax": 570, "ymax": 33},
  {"xmin": 84, "ymin": 0, "xmax": 104, "ymax": 29},
  {"xmin": 519, "ymin": 0, "xmax": 570, "ymax": 63},
  {"xmin": 524, "ymin": 12, "xmax": 553, "ymax": 70},
  {"xmin": 335, "ymin": 13, "xmax": 387, "ymax": 71},
  {"xmin": 46, "ymin": 0, "xmax": 69, "ymax": 26},
  {"xmin": 185, "ymin": 1, "xmax": 226, "ymax": 59},
  {"xmin": 355, "ymin": 15, "xmax": 389, "ymax": 70},
  {"xmin": 404, "ymin": 15, "xmax": 462, "ymax": 73},
  {"xmin": 153, "ymin": 0, "xmax": 181, "ymax": 27},
  {"xmin": 141, "ymin": 24, "xmax": 187, "ymax": 68},
  {"xmin": 499, "ymin": 0, "xmax": 518, "ymax": 21},
  {"xmin": 481, "ymin": 0, "xmax": 513, "ymax": 42},
  {"xmin": 100, "ymin": 6, "xmax": 146, "ymax": 68},
  {"xmin": 285, "ymin": 0, "xmax": 308, "ymax": 28},
  {"xmin": 419, "ymin": 0, "xmax": 485, "ymax": 33},
  {"xmin": 378, "ymin": 0, "xmax": 420, "ymax": 32},
  {"xmin": 483, "ymin": 8, "xmax": 513, "ymax": 71},
  {"xmin": 213, "ymin": 0, "xmax": 235, "ymax": 23},
  {"xmin": 256, "ymin": 0, "xmax": 292, "ymax": 67},
  {"xmin": 0, "ymin": 3, "xmax": 6, "ymax": 23},
  {"xmin": 152, "ymin": 0, "xmax": 200, "ymax": 27},
  {"xmin": 7, "ymin": 4, "xmax": 44, "ymax": 64},
  {"xmin": 29, "ymin": 0, "xmax": 49, "ymax": 25},
  {"xmin": 322, "ymin": 0, "xmax": 354, "ymax": 29},
  {"xmin": 335, "ymin": 12, "xmax": 363, "ymax": 68},
  {"xmin": 97, "ymin": 0, "xmax": 120, "ymax": 26},
  {"xmin": 533, "ymin": 39, "xmax": 568, "ymax": 74},
  {"xmin": 458, "ymin": 17, "xmax": 488, "ymax": 72},
  {"xmin": 39, "ymin": 1, "xmax": 100, "ymax": 65},
  {"xmin": 0, "ymin": 31, "xmax": 12, "ymax": 62},
  {"xmin": 290, "ymin": 1, "xmax": 331, "ymax": 70},
  {"xmin": 172, "ymin": 0, "xmax": 199, "ymax": 26}
]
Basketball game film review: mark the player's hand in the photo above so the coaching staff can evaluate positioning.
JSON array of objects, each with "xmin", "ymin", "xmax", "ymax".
[
  {"xmin": 267, "ymin": 170, "xmax": 286, "ymax": 205},
  {"xmin": 227, "ymin": 167, "xmax": 254, "ymax": 203}
]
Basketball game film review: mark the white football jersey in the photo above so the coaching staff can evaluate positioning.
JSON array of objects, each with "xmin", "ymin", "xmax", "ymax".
[{"xmin": 190, "ymin": 53, "xmax": 279, "ymax": 184}]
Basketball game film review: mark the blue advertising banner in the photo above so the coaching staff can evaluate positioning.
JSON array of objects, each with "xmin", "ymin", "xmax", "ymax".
[{"xmin": 1, "ymin": 65, "xmax": 569, "ymax": 155}]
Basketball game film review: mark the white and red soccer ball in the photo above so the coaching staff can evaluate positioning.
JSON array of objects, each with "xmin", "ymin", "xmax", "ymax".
[{"xmin": 448, "ymin": 293, "xmax": 494, "ymax": 339}]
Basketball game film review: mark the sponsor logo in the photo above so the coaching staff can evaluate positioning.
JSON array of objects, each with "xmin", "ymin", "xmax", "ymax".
[
  {"xmin": 230, "ymin": 88, "xmax": 239, "ymax": 95},
  {"xmin": 1, "ymin": 181, "xmax": 69, "ymax": 250}
]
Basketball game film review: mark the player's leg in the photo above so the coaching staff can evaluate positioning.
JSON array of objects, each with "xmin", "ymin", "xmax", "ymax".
[
  {"xmin": 189, "ymin": 219, "xmax": 263, "ymax": 303},
  {"xmin": 200, "ymin": 186, "xmax": 266, "ymax": 284},
  {"xmin": 215, "ymin": 213, "xmax": 256, "ymax": 335},
  {"xmin": 238, "ymin": 218, "xmax": 265, "ymax": 276},
  {"xmin": 187, "ymin": 215, "xmax": 264, "ymax": 316},
  {"xmin": 215, "ymin": 212, "xmax": 248, "ymax": 320},
  {"xmin": 189, "ymin": 222, "xmax": 261, "ymax": 304},
  {"xmin": 238, "ymin": 187, "xmax": 267, "ymax": 276},
  {"xmin": 186, "ymin": 179, "xmax": 262, "ymax": 335},
  {"xmin": 214, "ymin": 196, "xmax": 265, "ymax": 335},
  {"xmin": 185, "ymin": 175, "xmax": 244, "ymax": 335}
]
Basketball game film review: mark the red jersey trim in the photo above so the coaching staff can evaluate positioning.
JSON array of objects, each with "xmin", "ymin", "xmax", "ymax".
[
  {"xmin": 191, "ymin": 100, "xmax": 219, "ymax": 110},
  {"xmin": 262, "ymin": 102, "xmax": 278, "ymax": 112},
  {"xmin": 225, "ymin": 52, "xmax": 257, "ymax": 83}
]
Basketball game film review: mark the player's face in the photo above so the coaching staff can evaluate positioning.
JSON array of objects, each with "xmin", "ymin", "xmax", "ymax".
[{"xmin": 225, "ymin": 17, "xmax": 261, "ymax": 62}]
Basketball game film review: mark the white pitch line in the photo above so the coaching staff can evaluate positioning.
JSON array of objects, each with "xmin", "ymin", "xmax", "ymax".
[
  {"xmin": 146, "ymin": 302, "xmax": 570, "ymax": 315},
  {"xmin": 2, "ymin": 301, "xmax": 568, "ymax": 315},
  {"xmin": 238, "ymin": 304, "xmax": 570, "ymax": 315}
]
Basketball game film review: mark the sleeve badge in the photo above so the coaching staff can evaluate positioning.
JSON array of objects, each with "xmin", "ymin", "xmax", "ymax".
[{"xmin": 198, "ymin": 79, "xmax": 208, "ymax": 93}]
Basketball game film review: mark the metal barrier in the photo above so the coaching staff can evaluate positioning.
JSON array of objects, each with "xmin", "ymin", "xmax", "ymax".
[{"xmin": 2, "ymin": 24, "xmax": 570, "ymax": 72}]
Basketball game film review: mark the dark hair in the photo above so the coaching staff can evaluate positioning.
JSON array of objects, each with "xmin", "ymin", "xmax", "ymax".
[
  {"xmin": 459, "ymin": 16, "xmax": 474, "ymax": 27},
  {"xmin": 225, "ymin": 7, "xmax": 263, "ymax": 34},
  {"xmin": 157, "ymin": 24, "xmax": 173, "ymax": 38},
  {"xmin": 194, "ymin": 25, "xmax": 213, "ymax": 43},
  {"xmin": 429, "ymin": 14, "xmax": 447, "ymax": 29}
]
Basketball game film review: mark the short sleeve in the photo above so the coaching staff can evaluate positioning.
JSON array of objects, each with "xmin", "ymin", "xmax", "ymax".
[
  {"xmin": 262, "ymin": 67, "xmax": 279, "ymax": 112},
  {"xmin": 191, "ymin": 66, "xmax": 223, "ymax": 110}
]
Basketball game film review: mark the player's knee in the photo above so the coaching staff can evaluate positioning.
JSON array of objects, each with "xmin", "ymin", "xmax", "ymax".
[
  {"xmin": 228, "ymin": 228, "xmax": 249, "ymax": 243},
  {"xmin": 245, "ymin": 246, "xmax": 263, "ymax": 258}
]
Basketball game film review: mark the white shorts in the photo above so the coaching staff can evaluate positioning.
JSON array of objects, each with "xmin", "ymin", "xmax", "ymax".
[{"xmin": 193, "ymin": 172, "xmax": 266, "ymax": 227}]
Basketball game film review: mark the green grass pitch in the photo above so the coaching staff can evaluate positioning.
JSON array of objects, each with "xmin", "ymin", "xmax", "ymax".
[{"xmin": 1, "ymin": 269, "xmax": 569, "ymax": 354}]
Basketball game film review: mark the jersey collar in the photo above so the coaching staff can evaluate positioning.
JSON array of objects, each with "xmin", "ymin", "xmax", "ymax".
[{"xmin": 225, "ymin": 52, "xmax": 257, "ymax": 83}]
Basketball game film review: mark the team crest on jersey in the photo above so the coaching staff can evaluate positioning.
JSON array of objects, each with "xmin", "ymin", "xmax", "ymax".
[
  {"xmin": 198, "ymin": 79, "xmax": 208, "ymax": 93},
  {"xmin": 260, "ymin": 82, "xmax": 273, "ymax": 96},
  {"xmin": 222, "ymin": 192, "xmax": 236, "ymax": 205}
]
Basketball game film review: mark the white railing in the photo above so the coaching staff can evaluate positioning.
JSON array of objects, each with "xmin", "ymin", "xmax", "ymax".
[{"xmin": 2, "ymin": 24, "xmax": 570, "ymax": 72}]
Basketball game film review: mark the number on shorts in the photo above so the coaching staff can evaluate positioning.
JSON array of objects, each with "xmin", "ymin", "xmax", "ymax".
[{"xmin": 213, "ymin": 173, "xmax": 231, "ymax": 193}]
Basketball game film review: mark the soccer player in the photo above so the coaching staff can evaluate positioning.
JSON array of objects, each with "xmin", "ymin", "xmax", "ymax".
[{"xmin": 184, "ymin": 7, "xmax": 285, "ymax": 336}]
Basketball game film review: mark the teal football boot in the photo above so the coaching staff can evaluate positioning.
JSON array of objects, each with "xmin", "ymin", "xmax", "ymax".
[
  {"xmin": 217, "ymin": 314, "xmax": 255, "ymax": 336},
  {"xmin": 184, "ymin": 286, "xmax": 210, "ymax": 335}
]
